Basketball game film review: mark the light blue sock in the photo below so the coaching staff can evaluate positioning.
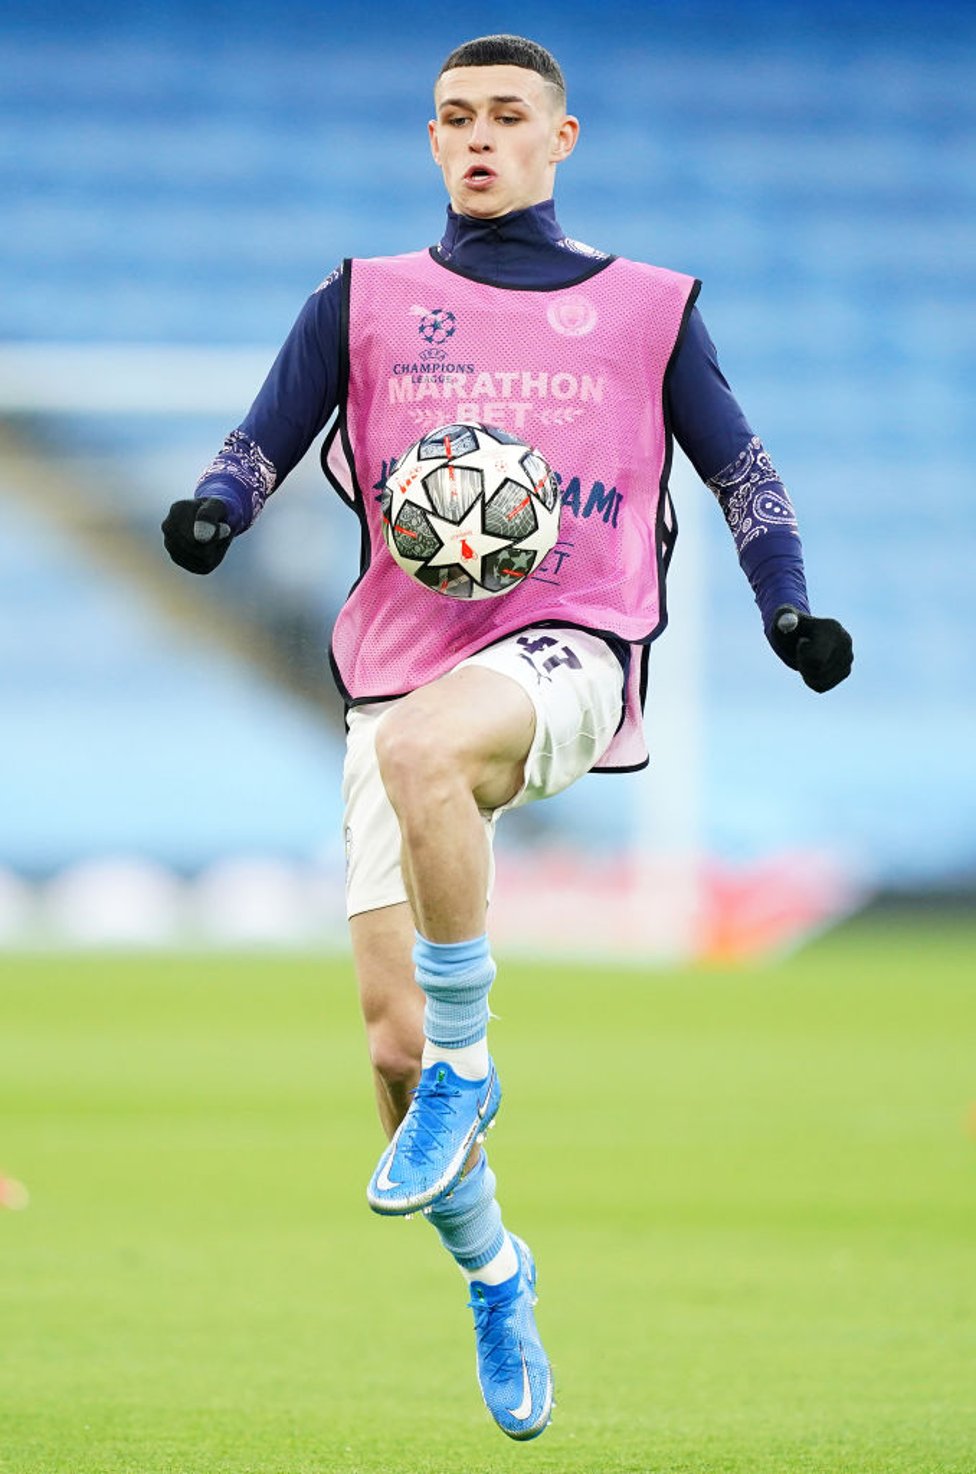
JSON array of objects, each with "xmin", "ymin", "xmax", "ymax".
[
  {"xmin": 426, "ymin": 1153, "xmax": 506, "ymax": 1273},
  {"xmin": 413, "ymin": 932, "xmax": 496, "ymax": 1050}
]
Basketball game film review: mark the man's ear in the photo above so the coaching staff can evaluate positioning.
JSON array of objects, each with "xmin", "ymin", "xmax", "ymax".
[
  {"xmin": 551, "ymin": 114, "xmax": 580, "ymax": 164},
  {"xmin": 428, "ymin": 118, "xmax": 441, "ymax": 165}
]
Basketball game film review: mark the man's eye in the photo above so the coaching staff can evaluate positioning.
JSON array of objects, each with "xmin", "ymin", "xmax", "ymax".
[
  {"xmin": 498, "ymin": 115, "xmax": 520, "ymax": 125},
  {"xmin": 446, "ymin": 116, "xmax": 470, "ymax": 127}
]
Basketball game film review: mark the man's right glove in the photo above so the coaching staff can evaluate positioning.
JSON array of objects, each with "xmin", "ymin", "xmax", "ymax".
[
  {"xmin": 768, "ymin": 605, "xmax": 854, "ymax": 692},
  {"xmin": 161, "ymin": 497, "xmax": 234, "ymax": 575}
]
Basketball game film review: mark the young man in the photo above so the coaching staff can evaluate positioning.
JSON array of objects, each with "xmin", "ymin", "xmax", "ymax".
[{"xmin": 162, "ymin": 34, "xmax": 852, "ymax": 1441}]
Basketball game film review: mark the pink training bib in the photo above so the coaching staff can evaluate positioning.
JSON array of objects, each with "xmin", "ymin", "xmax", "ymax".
[{"xmin": 325, "ymin": 249, "xmax": 699, "ymax": 770}]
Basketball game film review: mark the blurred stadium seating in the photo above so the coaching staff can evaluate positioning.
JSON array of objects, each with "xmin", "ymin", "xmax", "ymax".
[{"xmin": 0, "ymin": 0, "xmax": 973, "ymax": 946}]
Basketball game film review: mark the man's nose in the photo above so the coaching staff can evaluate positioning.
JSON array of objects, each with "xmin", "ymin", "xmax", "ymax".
[{"xmin": 468, "ymin": 117, "xmax": 493, "ymax": 150}]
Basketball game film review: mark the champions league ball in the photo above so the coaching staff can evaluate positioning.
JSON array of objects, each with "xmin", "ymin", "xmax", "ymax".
[{"xmin": 381, "ymin": 422, "xmax": 561, "ymax": 600}]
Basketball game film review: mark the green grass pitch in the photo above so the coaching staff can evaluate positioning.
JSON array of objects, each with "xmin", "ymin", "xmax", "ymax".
[{"xmin": 1, "ymin": 918, "xmax": 974, "ymax": 1473}]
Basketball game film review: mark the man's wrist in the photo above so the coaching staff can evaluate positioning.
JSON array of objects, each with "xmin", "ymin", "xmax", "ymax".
[{"xmin": 194, "ymin": 480, "xmax": 247, "ymax": 534}]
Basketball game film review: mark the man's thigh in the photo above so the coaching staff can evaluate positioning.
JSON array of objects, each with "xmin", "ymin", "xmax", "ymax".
[
  {"xmin": 342, "ymin": 628, "xmax": 624, "ymax": 918},
  {"xmin": 457, "ymin": 628, "xmax": 625, "ymax": 811},
  {"xmin": 378, "ymin": 661, "xmax": 537, "ymax": 813}
]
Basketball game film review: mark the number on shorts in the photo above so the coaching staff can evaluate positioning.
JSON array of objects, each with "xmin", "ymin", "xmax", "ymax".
[{"xmin": 516, "ymin": 634, "xmax": 582, "ymax": 673}]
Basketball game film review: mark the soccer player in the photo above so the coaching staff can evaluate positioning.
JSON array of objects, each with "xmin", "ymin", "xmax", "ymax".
[{"xmin": 162, "ymin": 34, "xmax": 853, "ymax": 1440}]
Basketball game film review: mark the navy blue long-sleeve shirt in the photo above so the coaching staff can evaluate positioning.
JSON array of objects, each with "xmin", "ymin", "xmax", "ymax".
[{"xmin": 197, "ymin": 200, "xmax": 809, "ymax": 632}]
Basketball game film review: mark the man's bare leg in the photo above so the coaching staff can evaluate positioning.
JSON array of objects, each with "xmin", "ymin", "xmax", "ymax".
[
  {"xmin": 349, "ymin": 901, "xmax": 422, "ymax": 1139},
  {"xmin": 364, "ymin": 666, "xmax": 534, "ymax": 1210},
  {"xmin": 348, "ymin": 661, "xmax": 536, "ymax": 1157},
  {"xmin": 375, "ymin": 666, "xmax": 535, "ymax": 941}
]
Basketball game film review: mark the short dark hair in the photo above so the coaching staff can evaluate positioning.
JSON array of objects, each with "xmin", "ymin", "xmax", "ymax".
[{"xmin": 437, "ymin": 34, "xmax": 566, "ymax": 108}]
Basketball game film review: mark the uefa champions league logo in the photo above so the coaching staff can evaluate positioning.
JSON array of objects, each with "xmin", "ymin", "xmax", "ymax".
[
  {"xmin": 414, "ymin": 307, "xmax": 457, "ymax": 345},
  {"xmin": 546, "ymin": 295, "xmax": 598, "ymax": 337}
]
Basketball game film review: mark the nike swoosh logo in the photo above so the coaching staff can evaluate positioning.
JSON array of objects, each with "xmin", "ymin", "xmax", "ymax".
[
  {"xmin": 477, "ymin": 1065, "xmax": 496, "ymax": 1117},
  {"xmin": 376, "ymin": 1153, "xmax": 401, "ymax": 1191},
  {"xmin": 506, "ymin": 1355, "xmax": 533, "ymax": 1421}
]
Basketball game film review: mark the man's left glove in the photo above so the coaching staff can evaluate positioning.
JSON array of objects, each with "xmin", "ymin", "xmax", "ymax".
[
  {"xmin": 161, "ymin": 497, "xmax": 234, "ymax": 575},
  {"xmin": 768, "ymin": 605, "xmax": 853, "ymax": 692}
]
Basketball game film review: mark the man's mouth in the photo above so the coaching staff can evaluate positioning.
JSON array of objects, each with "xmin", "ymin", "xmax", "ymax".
[{"xmin": 464, "ymin": 166, "xmax": 497, "ymax": 187}]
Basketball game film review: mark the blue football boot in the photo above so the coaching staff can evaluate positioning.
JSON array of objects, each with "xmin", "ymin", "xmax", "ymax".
[
  {"xmin": 468, "ymin": 1234, "xmax": 553, "ymax": 1441},
  {"xmin": 367, "ymin": 1058, "xmax": 501, "ymax": 1216}
]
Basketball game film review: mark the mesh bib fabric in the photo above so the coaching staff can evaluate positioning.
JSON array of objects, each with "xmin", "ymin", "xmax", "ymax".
[{"xmin": 324, "ymin": 250, "xmax": 698, "ymax": 770}]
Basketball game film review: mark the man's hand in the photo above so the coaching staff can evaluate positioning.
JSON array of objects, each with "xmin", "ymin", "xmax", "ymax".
[
  {"xmin": 161, "ymin": 497, "xmax": 234, "ymax": 574},
  {"xmin": 769, "ymin": 605, "xmax": 853, "ymax": 692}
]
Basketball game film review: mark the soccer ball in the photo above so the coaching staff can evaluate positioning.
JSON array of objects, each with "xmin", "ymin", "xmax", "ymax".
[{"xmin": 381, "ymin": 422, "xmax": 561, "ymax": 600}]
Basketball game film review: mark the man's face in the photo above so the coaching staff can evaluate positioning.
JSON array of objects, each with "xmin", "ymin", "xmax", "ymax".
[{"xmin": 429, "ymin": 64, "xmax": 579, "ymax": 219}]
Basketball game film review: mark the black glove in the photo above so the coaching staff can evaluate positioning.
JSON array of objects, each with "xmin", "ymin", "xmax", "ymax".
[
  {"xmin": 161, "ymin": 497, "xmax": 234, "ymax": 574},
  {"xmin": 768, "ymin": 605, "xmax": 853, "ymax": 692}
]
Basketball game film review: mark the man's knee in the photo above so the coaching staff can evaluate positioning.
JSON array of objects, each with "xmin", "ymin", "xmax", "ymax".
[
  {"xmin": 375, "ymin": 696, "xmax": 459, "ymax": 807},
  {"xmin": 375, "ymin": 671, "xmax": 533, "ymax": 816}
]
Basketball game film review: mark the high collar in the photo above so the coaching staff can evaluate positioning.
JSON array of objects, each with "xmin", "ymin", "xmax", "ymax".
[
  {"xmin": 434, "ymin": 199, "xmax": 607, "ymax": 288},
  {"xmin": 438, "ymin": 199, "xmax": 565, "ymax": 259}
]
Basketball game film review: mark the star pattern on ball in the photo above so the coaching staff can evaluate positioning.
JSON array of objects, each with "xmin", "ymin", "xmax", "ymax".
[
  {"xmin": 424, "ymin": 497, "xmax": 512, "ymax": 585},
  {"xmin": 505, "ymin": 510, "xmax": 561, "ymax": 565}
]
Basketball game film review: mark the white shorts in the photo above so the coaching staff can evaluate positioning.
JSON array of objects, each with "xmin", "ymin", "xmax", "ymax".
[{"xmin": 342, "ymin": 627, "xmax": 625, "ymax": 918}]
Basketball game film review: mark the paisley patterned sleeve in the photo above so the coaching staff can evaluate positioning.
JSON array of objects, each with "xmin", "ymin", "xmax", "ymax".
[
  {"xmin": 706, "ymin": 435, "xmax": 800, "ymax": 556},
  {"xmin": 194, "ymin": 429, "xmax": 277, "ymax": 530},
  {"xmin": 706, "ymin": 436, "xmax": 811, "ymax": 631}
]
